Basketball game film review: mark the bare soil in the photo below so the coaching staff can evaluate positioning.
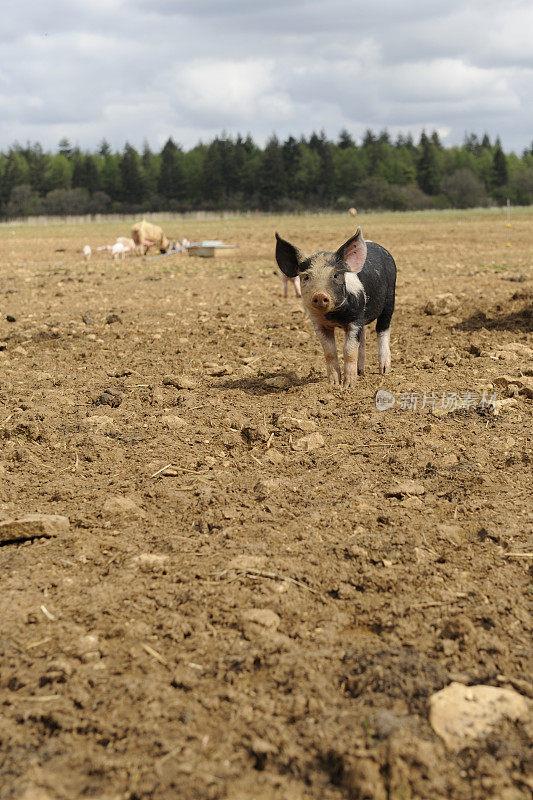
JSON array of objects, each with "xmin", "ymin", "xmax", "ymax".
[{"xmin": 0, "ymin": 210, "xmax": 531, "ymax": 800}]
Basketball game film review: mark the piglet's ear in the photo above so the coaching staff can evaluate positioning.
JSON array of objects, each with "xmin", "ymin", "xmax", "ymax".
[
  {"xmin": 275, "ymin": 233, "xmax": 305, "ymax": 279},
  {"xmin": 336, "ymin": 227, "xmax": 367, "ymax": 273}
]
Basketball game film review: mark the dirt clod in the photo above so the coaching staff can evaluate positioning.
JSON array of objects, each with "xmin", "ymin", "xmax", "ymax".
[
  {"xmin": 0, "ymin": 513, "xmax": 69, "ymax": 543},
  {"xmin": 424, "ymin": 293, "xmax": 460, "ymax": 315},
  {"xmin": 162, "ymin": 374, "xmax": 198, "ymax": 389},
  {"xmin": 291, "ymin": 431, "xmax": 325, "ymax": 451},
  {"xmin": 430, "ymin": 682, "xmax": 530, "ymax": 751}
]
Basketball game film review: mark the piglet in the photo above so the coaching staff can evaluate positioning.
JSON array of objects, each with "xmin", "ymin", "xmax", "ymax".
[
  {"xmin": 111, "ymin": 242, "xmax": 126, "ymax": 260},
  {"xmin": 275, "ymin": 227, "xmax": 396, "ymax": 386},
  {"xmin": 82, "ymin": 245, "xmax": 91, "ymax": 261},
  {"xmin": 280, "ymin": 272, "xmax": 301, "ymax": 298}
]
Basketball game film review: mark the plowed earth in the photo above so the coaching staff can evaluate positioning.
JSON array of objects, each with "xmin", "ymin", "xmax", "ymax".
[{"xmin": 0, "ymin": 210, "xmax": 531, "ymax": 800}]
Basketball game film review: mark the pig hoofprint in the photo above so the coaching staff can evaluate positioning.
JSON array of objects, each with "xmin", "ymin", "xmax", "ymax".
[{"xmin": 275, "ymin": 227, "xmax": 396, "ymax": 387}]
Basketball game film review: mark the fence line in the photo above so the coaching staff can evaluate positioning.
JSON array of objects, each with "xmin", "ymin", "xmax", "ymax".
[
  {"xmin": 0, "ymin": 209, "xmax": 344, "ymax": 227},
  {"xmin": 0, "ymin": 205, "xmax": 520, "ymax": 228}
]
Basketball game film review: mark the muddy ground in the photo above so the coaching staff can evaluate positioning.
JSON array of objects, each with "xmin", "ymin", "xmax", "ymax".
[{"xmin": 0, "ymin": 210, "xmax": 531, "ymax": 800}]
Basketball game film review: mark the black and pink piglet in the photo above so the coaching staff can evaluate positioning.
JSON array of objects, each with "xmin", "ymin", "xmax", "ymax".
[{"xmin": 275, "ymin": 227, "xmax": 397, "ymax": 386}]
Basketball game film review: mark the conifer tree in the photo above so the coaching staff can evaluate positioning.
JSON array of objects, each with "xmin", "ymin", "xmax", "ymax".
[
  {"xmin": 417, "ymin": 131, "xmax": 442, "ymax": 195},
  {"xmin": 120, "ymin": 143, "xmax": 144, "ymax": 204},
  {"xmin": 258, "ymin": 136, "xmax": 287, "ymax": 207},
  {"xmin": 491, "ymin": 139, "xmax": 508, "ymax": 188}
]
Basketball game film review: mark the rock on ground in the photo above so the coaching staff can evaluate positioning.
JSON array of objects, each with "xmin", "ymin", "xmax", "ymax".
[
  {"xmin": 429, "ymin": 682, "xmax": 530, "ymax": 751},
  {"xmin": 0, "ymin": 514, "xmax": 70, "ymax": 543},
  {"xmin": 101, "ymin": 496, "xmax": 146, "ymax": 519},
  {"xmin": 291, "ymin": 432, "xmax": 325, "ymax": 452},
  {"xmin": 424, "ymin": 293, "xmax": 460, "ymax": 315}
]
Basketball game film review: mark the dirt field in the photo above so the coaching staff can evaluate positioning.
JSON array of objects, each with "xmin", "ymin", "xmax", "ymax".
[{"xmin": 0, "ymin": 210, "xmax": 531, "ymax": 800}]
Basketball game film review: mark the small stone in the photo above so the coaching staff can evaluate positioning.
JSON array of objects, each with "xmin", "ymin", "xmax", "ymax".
[
  {"xmin": 41, "ymin": 658, "xmax": 74, "ymax": 684},
  {"xmin": 254, "ymin": 478, "xmax": 280, "ymax": 500},
  {"xmin": 263, "ymin": 375, "xmax": 291, "ymax": 389},
  {"xmin": 171, "ymin": 666, "xmax": 198, "ymax": 691},
  {"xmin": 250, "ymin": 737, "xmax": 277, "ymax": 756},
  {"xmin": 440, "ymin": 453, "xmax": 458, "ymax": 466},
  {"xmin": 101, "ymin": 496, "xmax": 146, "ymax": 519},
  {"xmin": 276, "ymin": 415, "xmax": 317, "ymax": 433},
  {"xmin": 497, "ymin": 341, "xmax": 532, "ymax": 357},
  {"xmin": 6, "ymin": 315, "xmax": 16, "ymax": 323},
  {"xmin": 430, "ymin": 405, "xmax": 454, "ymax": 418},
  {"xmin": 132, "ymin": 553, "xmax": 169, "ymax": 572},
  {"xmin": 345, "ymin": 542, "xmax": 368, "ymax": 559},
  {"xmin": 241, "ymin": 608, "xmax": 280, "ymax": 630},
  {"xmin": 241, "ymin": 424, "xmax": 270, "ymax": 444},
  {"xmin": 492, "ymin": 398, "xmax": 518, "ymax": 415},
  {"xmin": 75, "ymin": 633, "xmax": 101, "ymax": 662},
  {"xmin": 106, "ymin": 313, "xmax": 121, "ymax": 324},
  {"xmin": 81, "ymin": 415, "xmax": 115, "ymax": 431},
  {"xmin": 436, "ymin": 523, "xmax": 463, "ymax": 545},
  {"xmin": 424, "ymin": 294, "xmax": 460, "ymax": 316},
  {"xmin": 209, "ymin": 364, "xmax": 233, "ymax": 376},
  {"xmin": 386, "ymin": 480, "xmax": 426, "ymax": 498},
  {"xmin": 262, "ymin": 448, "xmax": 284, "ymax": 464},
  {"xmin": 95, "ymin": 391, "xmax": 121, "ymax": 407},
  {"xmin": 494, "ymin": 374, "xmax": 533, "ymax": 399},
  {"xmin": 220, "ymin": 430, "xmax": 242, "ymax": 449},
  {"xmin": 160, "ymin": 414, "xmax": 188, "ymax": 429},
  {"xmin": 163, "ymin": 374, "xmax": 198, "ymax": 390},
  {"xmin": 429, "ymin": 682, "xmax": 529, "ymax": 751},
  {"xmin": 291, "ymin": 432, "xmax": 325, "ymax": 452},
  {"xmin": 0, "ymin": 513, "xmax": 70, "ymax": 544},
  {"xmin": 403, "ymin": 495, "xmax": 424, "ymax": 509},
  {"xmin": 441, "ymin": 639, "xmax": 458, "ymax": 656}
]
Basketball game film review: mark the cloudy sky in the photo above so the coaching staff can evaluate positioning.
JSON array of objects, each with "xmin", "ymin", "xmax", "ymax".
[{"xmin": 1, "ymin": 0, "xmax": 532, "ymax": 154}]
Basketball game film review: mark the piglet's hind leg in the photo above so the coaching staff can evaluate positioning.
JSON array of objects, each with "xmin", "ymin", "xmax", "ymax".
[
  {"xmin": 357, "ymin": 325, "xmax": 366, "ymax": 375},
  {"xmin": 377, "ymin": 328, "xmax": 391, "ymax": 374}
]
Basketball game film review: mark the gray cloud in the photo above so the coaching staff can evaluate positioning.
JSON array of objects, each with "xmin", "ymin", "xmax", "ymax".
[{"xmin": 0, "ymin": 0, "xmax": 531, "ymax": 153}]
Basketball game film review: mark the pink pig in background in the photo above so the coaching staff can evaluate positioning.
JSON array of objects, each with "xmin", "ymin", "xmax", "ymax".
[{"xmin": 280, "ymin": 272, "xmax": 301, "ymax": 298}]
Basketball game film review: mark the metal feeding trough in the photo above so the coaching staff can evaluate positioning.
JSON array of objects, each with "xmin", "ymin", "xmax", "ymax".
[
  {"xmin": 146, "ymin": 240, "xmax": 236, "ymax": 260},
  {"xmin": 187, "ymin": 240, "xmax": 236, "ymax": 258}
]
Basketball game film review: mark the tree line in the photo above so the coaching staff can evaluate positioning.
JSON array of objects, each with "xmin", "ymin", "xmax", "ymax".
[{"xmin": 1, "ymin": 130, "xmax": 532, "ymax": 218}]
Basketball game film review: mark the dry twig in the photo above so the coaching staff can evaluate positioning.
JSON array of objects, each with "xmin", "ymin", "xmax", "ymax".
[
  {"xmin": 40, "ymin": 605, "xmax": 56, "ymax": 621},
  {"xmin": 150, "ymin": 463, "xmax": 173, "ymax": 478},
  {"xmin": 141, "ymin": 642, "xmax": 168, "ymax": 665},
  {"xmin": 505, "ymin": 552, "xmax": 533, "ymax": 558},
  {"xmin": 211, "ymin": 567, "xmax": 322, "ymax": 598}
]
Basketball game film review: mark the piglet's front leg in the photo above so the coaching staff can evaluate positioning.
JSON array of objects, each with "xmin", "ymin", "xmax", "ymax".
[
  {"xmin": 314, "ymin": 323, "xmax": 341, "ymax": 385},
  {"xmin": 343, "ymin": 323, "xmax": 362, "ymax": 387}
]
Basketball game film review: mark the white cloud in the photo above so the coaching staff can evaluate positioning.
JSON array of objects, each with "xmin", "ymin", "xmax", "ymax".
[
  {"xmin": 0, "ymin": 0, "xmax": 531, "ymax": 152},
  {"xmin": 388, "ymin": 60, "xmax": 508, "ymax": 103},
  {"xmin": 174, "ymin": 59, "xmax": 276, "ymax": 118}
]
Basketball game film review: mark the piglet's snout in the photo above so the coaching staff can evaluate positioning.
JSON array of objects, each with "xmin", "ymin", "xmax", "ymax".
[{"xmin": 312, "ymin": 292, "xmax": 331, "ymax": 310}]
